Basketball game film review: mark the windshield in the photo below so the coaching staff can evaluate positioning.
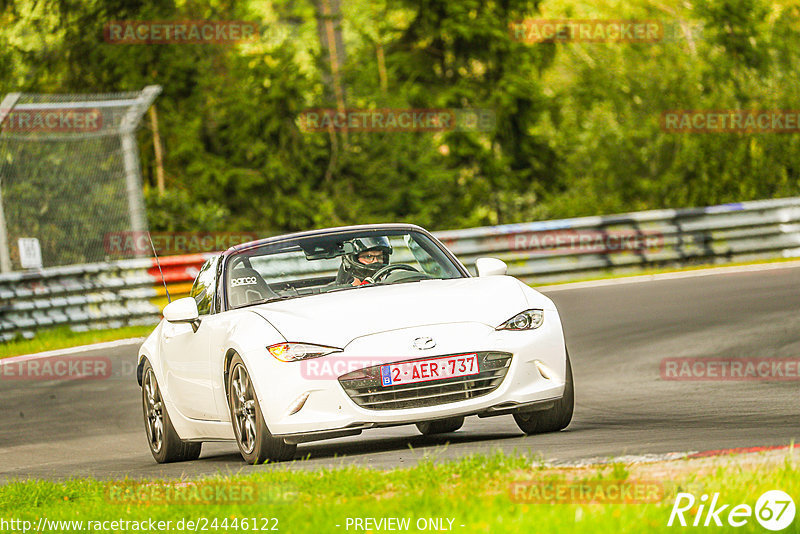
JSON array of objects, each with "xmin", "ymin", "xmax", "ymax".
[{"xmin": 225, "ymin": 230, "xmax": 464, "ymax": 309}]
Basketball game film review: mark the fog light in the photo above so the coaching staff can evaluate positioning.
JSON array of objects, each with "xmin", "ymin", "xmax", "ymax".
[
  {"xmin": 535, "ymin": 360, "xmax": 553, "ymax": 380},
  {"xmin": 287, "ymin": 392, "xmax": 311, "ymax": 415}
]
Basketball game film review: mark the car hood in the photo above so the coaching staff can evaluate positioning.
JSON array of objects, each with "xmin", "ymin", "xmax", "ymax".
[{"xmin": 250, "ymin": 276, "xmax": 552, "ymax": 348}]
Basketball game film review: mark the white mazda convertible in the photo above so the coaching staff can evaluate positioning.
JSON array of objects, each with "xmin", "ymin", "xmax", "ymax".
[{"xmin": 137, "ymin": 224, "xmax": 573, "ymax": 464}]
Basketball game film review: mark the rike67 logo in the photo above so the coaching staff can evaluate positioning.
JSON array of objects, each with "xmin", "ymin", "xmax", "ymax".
[{"xmin": 668, "ymin": 490, "xmax": 795, "ymax": 531}]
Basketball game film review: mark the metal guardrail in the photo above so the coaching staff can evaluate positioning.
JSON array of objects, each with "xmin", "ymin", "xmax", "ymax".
[
  {"xmin": 438, "ymin": 196, "xmax": 800, "ymax": 283},
  {"xmin": 3, "ymin": 197, "xmax": 800, "ymax": 343},
  {"xmin": 0, "ymin": 254, "xmax": 212, "ymax": 342}
]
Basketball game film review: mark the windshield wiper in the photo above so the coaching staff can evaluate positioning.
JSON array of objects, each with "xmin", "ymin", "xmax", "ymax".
[
  {"xmin": 237, "ymin": 295, "xmax": 300, "ymax": 308},
  {"xmin": 326, "ymin": 282, "xmax": 387, "ymax": 293}
]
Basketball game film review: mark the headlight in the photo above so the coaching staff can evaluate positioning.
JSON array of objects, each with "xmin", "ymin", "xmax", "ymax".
[
  {"xmin": 267, "ymin": 342, "xmax": 342, "ymax": 362},
  {"xmin": 497, "ymin": 309, "xmax": 544, "ymax": 331}
]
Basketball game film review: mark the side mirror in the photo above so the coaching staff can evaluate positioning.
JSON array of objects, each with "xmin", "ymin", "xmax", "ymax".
[
  {"xmin": 163, "ymin": 297, "xmax": 200, "ymax": 332},
  {"xmin": 475, "ymin": 257, "xmax": 507, "ymax": 277}
]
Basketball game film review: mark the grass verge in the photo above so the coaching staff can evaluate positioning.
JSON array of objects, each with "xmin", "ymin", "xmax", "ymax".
[
  {"xmin": 1, "ymin": 450, "xmax": 797, "ymax": 533},
  {"xmin": 0, "ymin": 325, "xmax": 153, "ymax": 359}
]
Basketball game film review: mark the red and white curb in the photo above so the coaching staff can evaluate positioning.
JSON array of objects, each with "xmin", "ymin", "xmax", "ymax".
[
  {"xmin": 546, "ymin": 443, "xmax": 800, "ymax": 467},
  {"xmin": 539, "ymin": 259, "xmax": 800, "ymax": 292}
]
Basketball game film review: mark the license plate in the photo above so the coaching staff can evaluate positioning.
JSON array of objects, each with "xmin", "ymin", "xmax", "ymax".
[{"xmin": 380, "ymin": 353, "xmax": 479, "ymax": 387}]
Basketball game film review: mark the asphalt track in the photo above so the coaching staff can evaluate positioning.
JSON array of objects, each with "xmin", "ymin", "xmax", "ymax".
[{"xmin": 2, "ymin": 265, "xmax": 799, "ymax": 481}]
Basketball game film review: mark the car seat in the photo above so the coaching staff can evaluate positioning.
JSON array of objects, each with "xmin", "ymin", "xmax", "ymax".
[{"xmin": 228, "ymin": 267, "xmax": 279, "ymax": 307}]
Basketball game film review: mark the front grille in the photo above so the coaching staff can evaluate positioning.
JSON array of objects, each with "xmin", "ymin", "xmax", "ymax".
[{"xmin": 338, "ymin": 352, "xmax": 512, "ymax": 410}]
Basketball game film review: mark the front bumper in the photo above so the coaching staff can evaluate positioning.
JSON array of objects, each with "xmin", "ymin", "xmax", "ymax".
[
  {"xmin": 246, "ymin": 317, "xmax": 568, "ymax": 439},
  {"xmin": 338, "ymin": 350, "xmax": 514, "ymax": 410}
]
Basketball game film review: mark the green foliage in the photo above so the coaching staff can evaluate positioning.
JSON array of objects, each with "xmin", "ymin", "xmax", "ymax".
[
  {"xmin": 1, "ymin": 450, "xmax": 798, "ymax": 533},
  {"xmin": 0, "ymin": 324, "xmax": 154, "ymax": 358},
  {"xmin": 2, "ymin": 0, "xmax": 800, "ymax": 234},
  {"xmin": 530, "ymin": 0, "xmax": 800, "ymax": 219},
  {"xmin": 143, "ymin": 188, "xmax": 229, "ymax": 231}
]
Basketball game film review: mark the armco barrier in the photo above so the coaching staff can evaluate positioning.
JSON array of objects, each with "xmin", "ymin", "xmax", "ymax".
[
  {"xmin": 439, "ymin": 196, "xmax": 800, "ymax": 284},
  {"xmin": 3, "ymin": 197, "xmax": 800, "ymax": 342},
  {"xmin": 0, "ymin": 254, "xmax": 212, "ymax": 343}
]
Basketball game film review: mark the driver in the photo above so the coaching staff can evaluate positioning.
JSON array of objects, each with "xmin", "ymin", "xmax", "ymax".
[{"xmin": 339, "ymin": 236, "xmax": 393, "ymax": 286}]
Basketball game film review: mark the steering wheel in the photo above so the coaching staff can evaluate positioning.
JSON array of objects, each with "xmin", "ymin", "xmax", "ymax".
[{"xmin": 365, "ymin": 264, "xmax": 419, "ymax": 283}]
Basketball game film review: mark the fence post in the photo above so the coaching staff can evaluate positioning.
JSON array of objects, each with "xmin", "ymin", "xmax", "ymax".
[
  {"xmin": 120, "ymin": 85, "xmax": 162, "ymax": 257},
  {"xmin": 0, "ymin": 92, "xmax": 21, "ymax": 273}
]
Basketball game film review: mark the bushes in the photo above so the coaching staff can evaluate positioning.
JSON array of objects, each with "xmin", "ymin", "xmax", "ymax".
[{"xmin": 2, "ymin": 0, "xmax": 799, "ymax": 234}]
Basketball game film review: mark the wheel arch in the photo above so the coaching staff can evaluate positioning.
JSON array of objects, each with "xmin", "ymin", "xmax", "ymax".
[
  {"xmin": 137, "ymin": 350, "xmax": 155, "ymax": 387},
  {"xmin": 222, "ymin": 348, "xmax": 239, "ymax": 399},
  {"xmin": 137, "ymin": 321, "xmax": 163, "ymax": 387}
]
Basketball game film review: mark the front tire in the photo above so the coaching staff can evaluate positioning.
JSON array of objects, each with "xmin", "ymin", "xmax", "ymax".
[
  {"xmin": 141, "ymin": 360, "xmax": 202, "ymax": 463},
  {"xmin": 513, "ymin": 350, "xmax": 574, "ymax": 435},
  {"xmin": 228, "ymin": 354, "xmax": 297, "ymax": 464},
  {"xmin": 416, "ymin": 416, "xmax": 465, "ymax": 435}
]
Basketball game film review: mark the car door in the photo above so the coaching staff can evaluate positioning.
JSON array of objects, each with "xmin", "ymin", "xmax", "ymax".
[{"xmin": 161, "ymin": 256, "xmax": 221, "ymax": 420}]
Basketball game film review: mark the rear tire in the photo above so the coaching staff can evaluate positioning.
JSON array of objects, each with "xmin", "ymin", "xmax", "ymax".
[
  {"xmin": 228, "ymin": 354, "xmax": 297, "ymax": 464},
  {"xmin": 141, "ymin": 360, "xmax": 202, "ymax": 463},
  {"xmin": 513, "ymin": 350, "xmax": 574, "ymax": 435},
  {"xmin": 416, "ymin": 416, "xmax": 465, "ymax": 435}
]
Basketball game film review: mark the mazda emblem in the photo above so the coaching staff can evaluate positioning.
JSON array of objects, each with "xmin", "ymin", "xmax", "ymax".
[{"xmin": 412, "ymin": 336, "xmax": 436, "ymax": 350}]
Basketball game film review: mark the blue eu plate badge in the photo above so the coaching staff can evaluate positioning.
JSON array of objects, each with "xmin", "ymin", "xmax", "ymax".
[{"xmin": 381, "ymin": 365, "xmax": 392, "ymax": 386}]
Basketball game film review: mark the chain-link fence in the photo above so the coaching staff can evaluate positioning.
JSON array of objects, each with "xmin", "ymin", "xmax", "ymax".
[{"xmin": 0, "ymin": 86, "xmax": 160, "ymax": 272}]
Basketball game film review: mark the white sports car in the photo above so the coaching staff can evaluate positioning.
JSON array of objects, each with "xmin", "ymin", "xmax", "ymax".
[{"xmin": 137, "ymin": 224, "xmax": 573, "ymax": 464}]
